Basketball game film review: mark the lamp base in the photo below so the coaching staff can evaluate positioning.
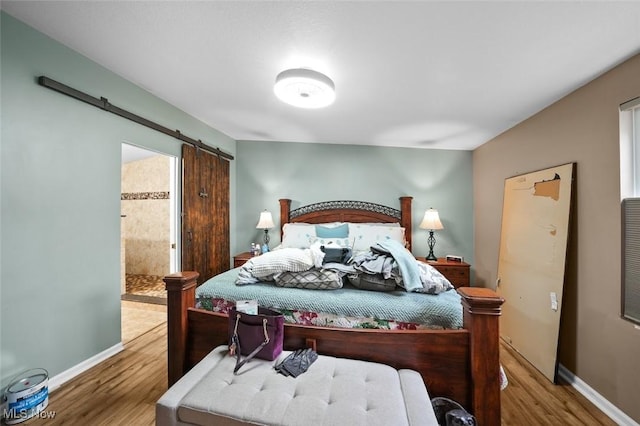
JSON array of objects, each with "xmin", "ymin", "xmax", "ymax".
[
  {"xmin": 426, "ymin": 230, "xmax": 438, "ymax": 261},
  {"xmin": 262, "ymin": 229, "xmax": 271, "ymax": 252}
]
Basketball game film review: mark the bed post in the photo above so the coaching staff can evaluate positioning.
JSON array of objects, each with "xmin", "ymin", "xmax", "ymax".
[
  {"xmin": 279, "ymin": 198, "xmax": 291, "ymax": 238},
  {"xmin": 458, "ymin": 287, "xmax": 504, "ymax": 426},
  {"xmin": 163, "ymin": 271, "xmax": 199, "ymax": 387},
  {"xmin": 399, "ymin": 196, "xmax": 412, "ymax": 250}
]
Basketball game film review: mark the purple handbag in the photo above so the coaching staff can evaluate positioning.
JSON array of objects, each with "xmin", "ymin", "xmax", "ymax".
[{"xmin": 228, "ymin": 306, "xmax": 284, "ymax": 374}]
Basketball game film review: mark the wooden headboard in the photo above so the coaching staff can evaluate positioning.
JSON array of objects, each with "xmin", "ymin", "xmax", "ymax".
[{"xmin": 279, "ymin": 197, "xmax": 413, "ymax": 251}]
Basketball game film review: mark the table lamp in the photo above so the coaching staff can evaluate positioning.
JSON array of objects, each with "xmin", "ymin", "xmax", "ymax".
[{"xmin": 419, "ymin": 208, "xmax": 444, "ymax": 261}]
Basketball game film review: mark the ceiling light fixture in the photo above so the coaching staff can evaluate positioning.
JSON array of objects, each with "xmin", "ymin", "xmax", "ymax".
[{"xmin": 274, "ymin": 68, "xmax": 335, "ymax": 109}]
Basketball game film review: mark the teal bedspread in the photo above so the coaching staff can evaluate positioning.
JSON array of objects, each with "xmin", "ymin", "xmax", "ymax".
[{"xmin": 196, "ymin": 268, "xmax": 463, "ymax": 329}]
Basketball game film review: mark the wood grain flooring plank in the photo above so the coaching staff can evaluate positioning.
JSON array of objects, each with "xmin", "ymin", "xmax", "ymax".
[
  {"xmin": 26, "ymin": 314, "xmax": 167, "ymax": 425},
  {"xmin": 500, "ymin": 338, "xmax": 616, "ymax": 426}
]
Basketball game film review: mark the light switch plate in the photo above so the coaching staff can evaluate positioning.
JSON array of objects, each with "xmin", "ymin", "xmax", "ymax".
[{"xmin": 550, "ymin": 292, "xmax": 558, "ymax": 311}]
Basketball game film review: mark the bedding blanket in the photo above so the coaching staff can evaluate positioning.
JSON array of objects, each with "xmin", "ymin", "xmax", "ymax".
[
  {"xmin": 366, "ymin": 240, "xmax": 422, "ymax": 290},
  {"xmin": 236, "ymin": 242, "xmax": 453, "ymax": 294},
  {"xmin": 197, "ymin": 268, "xmax": 463, "ymax": 329}
]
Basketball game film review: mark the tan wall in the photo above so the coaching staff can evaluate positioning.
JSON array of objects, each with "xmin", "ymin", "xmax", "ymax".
[
  {"xmin": 121, "ymin": 155, "xmax": 171, "ymax": 276},
  {"xmin": 473, "ymin": 54, "xmax": 640, "ymax": 422}
]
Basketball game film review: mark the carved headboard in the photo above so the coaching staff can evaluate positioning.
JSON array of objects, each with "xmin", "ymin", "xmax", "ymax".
[{"xmin": 278, "ymin": 197, "xmax": 413, "ymax": 251}]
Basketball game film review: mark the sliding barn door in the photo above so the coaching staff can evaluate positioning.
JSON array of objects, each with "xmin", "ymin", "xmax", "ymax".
[{"xmin": 182, "ymin": 145, "xmax": 230, "ymax": 283}]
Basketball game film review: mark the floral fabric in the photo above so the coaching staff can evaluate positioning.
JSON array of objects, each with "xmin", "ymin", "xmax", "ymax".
[{"xmin": 197, "ymin": 297, "xmax": 438, "ymax": 330}]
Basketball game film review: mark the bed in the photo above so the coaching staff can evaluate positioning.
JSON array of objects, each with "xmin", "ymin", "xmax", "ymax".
[{"xmin": 164, "ymin": 197, "xmax": 504, "ymax": 425}]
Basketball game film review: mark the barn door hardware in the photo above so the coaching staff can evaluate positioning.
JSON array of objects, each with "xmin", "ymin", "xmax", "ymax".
[
  {"xmin": 37, "ymin": 76, "xmax": 234, "ymax": 160},
  {"xmin": 199, "ymin": 188, "xmax": 209, "ymax": 198}
]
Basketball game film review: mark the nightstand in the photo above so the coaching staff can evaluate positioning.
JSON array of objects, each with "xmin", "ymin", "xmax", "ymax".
[
  {"xmin": 233, "ymin": 251, "xmax": 257, "ymax": 268},
  {"xmin": 420, "ymin": 257, "xmax": 470, "ymax": 288}
]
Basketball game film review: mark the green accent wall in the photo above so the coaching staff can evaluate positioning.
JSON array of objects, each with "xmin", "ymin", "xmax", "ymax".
[
  {"xmin": 236, "ymin": 141, "xmax": 473, "ymax": 262},
  {"xmin": 0, "ymin": 12, "xmax": 235, "ymax": 385}
]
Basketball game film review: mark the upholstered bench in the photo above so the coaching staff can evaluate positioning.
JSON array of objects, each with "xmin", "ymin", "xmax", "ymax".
[{"xmin": 156, "ymin": 346, "xmax": 438, "ymax": 426}]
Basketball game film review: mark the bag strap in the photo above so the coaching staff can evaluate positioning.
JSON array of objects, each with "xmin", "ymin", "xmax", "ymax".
[{"xmin": 231, "ymin": 314, "xmax": 270, "ymax": 374}]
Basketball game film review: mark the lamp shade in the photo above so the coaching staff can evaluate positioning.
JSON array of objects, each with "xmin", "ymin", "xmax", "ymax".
[
  {"xmin": 419, "ymin": 208, "xmax": 444, "ymax": 230},
  {"xmin": 256, "ymin": 210, "xmax": 275, "ymax": 229},
  {"xmin": 274, "ymin": 68, "xmax": 335, "ymax": 108}
]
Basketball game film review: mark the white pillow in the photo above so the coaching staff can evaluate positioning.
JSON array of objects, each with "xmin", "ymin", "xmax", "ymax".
[
  {"xmin": 348, "ymin": 223, "xmax": 406, "ymax": 254},
  {"xmin": 249, "ymin": 248, "xmax": 314, "ymax": 277},
  {"xmin": 281, "ymin": 223, "xmax": 316, "ymax": 248},
  {"xmin": 315, "ymin": 237, "xmax": 351, "ymax": 249}
]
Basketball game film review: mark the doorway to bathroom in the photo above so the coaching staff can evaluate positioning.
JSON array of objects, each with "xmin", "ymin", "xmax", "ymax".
[{"xmin": 120, "ymin": 143, "xmax": 178, "ymax": 306}]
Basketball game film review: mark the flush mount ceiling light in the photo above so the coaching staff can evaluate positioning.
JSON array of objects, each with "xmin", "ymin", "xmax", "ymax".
[{"xmin": 274, "ymin": 68, "xmax": 335, "ymax": 108}]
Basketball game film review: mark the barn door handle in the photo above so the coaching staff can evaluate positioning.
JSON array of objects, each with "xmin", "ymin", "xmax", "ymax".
[{"xmin": 199, "ymin": 187, "xmax": 208, "ymax": 198}]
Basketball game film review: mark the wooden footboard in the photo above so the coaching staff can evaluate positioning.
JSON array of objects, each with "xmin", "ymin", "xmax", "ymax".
[{"xmin": 164, "ymin": 272, "xmax": 504, "ymax": 425}]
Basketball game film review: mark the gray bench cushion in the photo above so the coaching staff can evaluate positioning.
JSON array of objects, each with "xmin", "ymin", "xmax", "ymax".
[{"xmin": 157, "ymin": 346, "xmax": 438, "ymax": 426}]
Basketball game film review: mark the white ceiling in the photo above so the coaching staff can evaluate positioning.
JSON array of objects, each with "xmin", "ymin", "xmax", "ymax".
[{"xmin": 3, "ymin": 1, "xmax": 640, "ymax": 150}]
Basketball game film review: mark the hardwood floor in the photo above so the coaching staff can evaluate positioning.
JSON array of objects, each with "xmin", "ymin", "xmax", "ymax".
[
  {"xmin": 500, "ymin": 342, "xmax": 616, "ymax": 425},
  {"xmin": 27, "ymin": 322, "xmax": 166, "ymax": 425},
  {"xmin": 29, "ymin": 308, "xmax": 616, "ymax": 425}
]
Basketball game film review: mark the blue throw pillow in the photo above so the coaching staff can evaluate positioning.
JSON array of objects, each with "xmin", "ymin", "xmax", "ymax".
[{"xmin": 315, "ymin": 223, "xmax": 349, "ymax": 238}]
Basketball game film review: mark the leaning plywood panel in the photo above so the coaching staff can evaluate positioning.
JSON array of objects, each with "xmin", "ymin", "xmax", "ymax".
[{"xmin": 497, "ymin": 163, "xmax": 575, "ymax": 383}]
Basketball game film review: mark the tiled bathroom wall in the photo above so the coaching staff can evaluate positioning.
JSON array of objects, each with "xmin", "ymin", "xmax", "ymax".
[{"xmin": 121, "ymin": 155, "xmax": 171, "ymax": 277}]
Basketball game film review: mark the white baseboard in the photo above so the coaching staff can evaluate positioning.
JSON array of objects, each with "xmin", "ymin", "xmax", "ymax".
[
  {"xmin": 48, "ymin": 343, "xmax": 124, "ymax": 392},
  {"xmin": 558, "ymin": 363, "xmax": 639, "ymax": 426}
]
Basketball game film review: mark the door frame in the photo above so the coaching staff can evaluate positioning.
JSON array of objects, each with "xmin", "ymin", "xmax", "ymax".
[{"xmin": 121, "ymin": 142, "xmax": 180, "ymax": 280}]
